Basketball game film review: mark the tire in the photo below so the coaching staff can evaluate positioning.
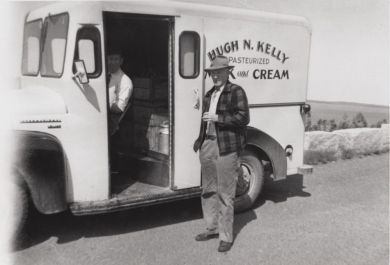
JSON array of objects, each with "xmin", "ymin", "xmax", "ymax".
[
  {"xmin": 12, "ymin": 182, "xmax": 29, "ymax": 246},
  {"xmin": 234, "ymin": 149, "xmax": 264, "ymax": 212}
]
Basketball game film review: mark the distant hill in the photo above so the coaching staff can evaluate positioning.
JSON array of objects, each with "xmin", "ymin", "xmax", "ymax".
[{"xmin": 307, "ymin": 100, "xmax": 389, "ymax": 126}]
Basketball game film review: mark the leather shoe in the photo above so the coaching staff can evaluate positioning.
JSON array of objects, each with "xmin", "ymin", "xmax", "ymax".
[
  {"xmin": 218, "ymin": 240, "xmax": 233, "ymax": 252},
  {"xmin": 195, "ymin": 232, "xmax": 218, "ymax": 241}
]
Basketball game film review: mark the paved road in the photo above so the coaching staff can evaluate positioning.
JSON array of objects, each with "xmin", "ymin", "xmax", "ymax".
[{"xmin": 12, "ymin": 153, "xmax": 389, "ymax": 265}]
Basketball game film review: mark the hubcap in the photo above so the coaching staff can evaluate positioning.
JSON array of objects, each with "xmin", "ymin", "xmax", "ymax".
[{"xmin": 236, "ymin": 163, "xmax": 252, "ymax": 196}]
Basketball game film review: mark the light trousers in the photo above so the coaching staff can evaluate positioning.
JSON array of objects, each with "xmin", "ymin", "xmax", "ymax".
[{"xmin": 199, "ymin": 138, "xmax": 239, "ymax": 243}]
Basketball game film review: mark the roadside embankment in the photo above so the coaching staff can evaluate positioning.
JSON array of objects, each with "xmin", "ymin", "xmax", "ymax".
[{"xmin": 304, "ymin": 124, "xmax": 389, "ymax": 165}]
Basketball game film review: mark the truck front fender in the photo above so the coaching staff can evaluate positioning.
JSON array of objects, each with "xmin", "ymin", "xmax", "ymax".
[
  {"xmin": 13, "ymin": 130, "xmax": 67, "ymax": 214},
  {"xmin": 246, "ymin": 127, "xmax": 287, "ymax": 181}
]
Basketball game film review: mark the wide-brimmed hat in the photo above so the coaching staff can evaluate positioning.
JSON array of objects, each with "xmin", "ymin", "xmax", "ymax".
[{"xmin": 204, "ymin": 56, "xmax": 234, "ymax": 72}]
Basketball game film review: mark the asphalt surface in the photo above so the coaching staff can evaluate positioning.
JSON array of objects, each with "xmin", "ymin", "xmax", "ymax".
[{"xmin": 12, "ymin": 153, "xmax": 389, "ymax": 265}]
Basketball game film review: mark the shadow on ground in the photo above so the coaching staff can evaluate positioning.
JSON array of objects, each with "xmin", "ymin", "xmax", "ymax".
[
  {"xmin": 261, "ymin": 173, "xmax": 311, "ymax": 204},
  {"xmin": 15, "ymin": 174, "xmax": 310, "ymax": 251}
]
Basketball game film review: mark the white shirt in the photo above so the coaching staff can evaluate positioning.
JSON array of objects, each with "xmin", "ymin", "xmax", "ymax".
[
  {"xmin": 108, "ymin": 68, "xmax": 133, "ymax": 112},
  {"xmin": 208, "ymin": 84, "xmax": 224, "ymax": 116},
  {"xmin": 206, "ymin": 84, "xmax": 224, "ymax": 135}
]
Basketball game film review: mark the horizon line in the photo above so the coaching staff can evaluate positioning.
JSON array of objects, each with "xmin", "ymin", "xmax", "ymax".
[{"xmin": 307, "ymin": 99, "xmax": 389, "ymax": 109}]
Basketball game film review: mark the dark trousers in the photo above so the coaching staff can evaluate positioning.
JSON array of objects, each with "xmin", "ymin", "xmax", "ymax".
[
  {"xmin": 199, "ymin": 138, "xmax": 239, "ymax": 242},
  {"xmin": 109, "ymin": 113, "xmax": 121, "ymax": 136}
]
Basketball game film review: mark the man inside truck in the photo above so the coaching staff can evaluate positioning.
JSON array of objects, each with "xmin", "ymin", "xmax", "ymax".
[{"xmin": 107, "ymin": 48, "xmax": 133, "ymax": 136}]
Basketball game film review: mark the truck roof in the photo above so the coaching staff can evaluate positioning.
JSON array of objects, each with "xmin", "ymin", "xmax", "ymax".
[{"xmin": 26, "ymin": 0, "xmax": 311, "ymax": 33}]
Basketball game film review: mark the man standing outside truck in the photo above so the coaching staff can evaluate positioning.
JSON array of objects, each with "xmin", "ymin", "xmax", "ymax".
[{"xmin": 193, "ymin": 55, "xmax": 250, "ymax": 252}]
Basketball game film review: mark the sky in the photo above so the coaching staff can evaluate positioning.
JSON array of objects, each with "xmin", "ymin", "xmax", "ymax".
[
  {"xmin": 0, "ymin": 0, "xmax": 389, "ymax": 106},
  {"xmin": 181, "ymin": 0, "xmax": 389, "ymax": 106}
]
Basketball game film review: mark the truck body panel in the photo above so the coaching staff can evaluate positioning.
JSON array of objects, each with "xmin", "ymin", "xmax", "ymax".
[{"xmin": 14, "ymin": 1, "xmax": 311, "ymax": 212}]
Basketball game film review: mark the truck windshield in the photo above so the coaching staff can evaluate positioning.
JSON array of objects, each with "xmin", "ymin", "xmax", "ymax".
[
  {"xmin": 41, "ymin": 13, "xmax": 69, "ymax": 77},
  {"xmin": 21, "ymin": 19, "xmax": 42, "ymax": 76},
  {"xmin": 21, "ymin": 13, "xmax": 69, "ymax": 77}
]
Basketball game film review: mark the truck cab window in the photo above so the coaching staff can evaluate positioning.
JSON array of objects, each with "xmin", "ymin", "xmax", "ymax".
[
  {"xmin": 78, "ymin": 40, "xmax": 95, "ymax": 73},
  {"xmin": 179, "ymin": 31, "xmax": 200, "ymax": 78},
  {"xmin": 73, "ymin": 26, "xmax": 102, "ymax": 78}
]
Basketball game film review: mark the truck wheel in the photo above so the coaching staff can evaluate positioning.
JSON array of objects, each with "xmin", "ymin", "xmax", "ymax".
[
  {"xmin": 235, "ymin": 149, "xmax": 264, "ymax": 212},
  {"xmin": 12, "ymin": 182, "xmax": 29, "ymax": 245}
]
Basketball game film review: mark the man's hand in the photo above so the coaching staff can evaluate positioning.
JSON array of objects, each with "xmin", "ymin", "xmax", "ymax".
[
  {"xmin": 202, "ymin": 112, "xmax": 218, "ymax": 122},
  {"xmin": 110, "ymin": 104, "xmax": 123, "ymax": 114}
]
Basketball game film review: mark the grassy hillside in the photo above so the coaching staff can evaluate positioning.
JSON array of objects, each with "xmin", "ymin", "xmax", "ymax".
[{"xmin": 307, "ymin": 100, "xmax": 389, "ymax": 127}]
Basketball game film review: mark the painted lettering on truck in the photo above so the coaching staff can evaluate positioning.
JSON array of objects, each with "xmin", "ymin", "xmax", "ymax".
[{"xmin": 207, "ymin": 39, "xmax": 290, "ymax": 80}]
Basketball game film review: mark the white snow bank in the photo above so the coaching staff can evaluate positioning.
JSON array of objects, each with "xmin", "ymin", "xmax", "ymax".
[
  {"xmin": 305, "ymin": 125, "xmax": 389, "ymax": 159},
  {"xmin": 304, "ymin": 131, "xmax": 345, "ymax": 158}
]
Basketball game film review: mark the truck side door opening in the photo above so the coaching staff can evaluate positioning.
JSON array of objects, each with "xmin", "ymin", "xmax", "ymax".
[{"xmin": 103, "ymin": 12, "xmax": 173, "ymax": 199}]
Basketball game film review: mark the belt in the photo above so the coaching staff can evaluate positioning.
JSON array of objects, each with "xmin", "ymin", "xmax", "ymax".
[{"xmin": 205, "ymin": 135, "xmax": 217, "ymax": 140}]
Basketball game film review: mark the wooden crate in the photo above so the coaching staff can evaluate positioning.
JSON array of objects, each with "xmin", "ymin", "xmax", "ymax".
[
  {"xmin": 133, "ymin": 87, "xmax": 152, "ymax": 100},
  {"xmin": 154, "ymin": 87, "xmax": 168, "ymax": 101},
  {"xmin": 154, "ymin": 82, "xmax": 168, "ymax": 101},
  {"xmin": 132, "ymin": 105, "xmax": 155, "ymax": 124},
  {"xmin": 133, "ymin": 78, "xmax": 153, "ymax": 89},
  {"xmin": 132, "ymin": 78, "xmax": 169, "ymax": 102}
]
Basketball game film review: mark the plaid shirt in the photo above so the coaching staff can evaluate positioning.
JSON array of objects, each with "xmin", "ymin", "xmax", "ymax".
[{"xmin": 194, "ymin": 80, "xmax": 250, "ymax": 155}]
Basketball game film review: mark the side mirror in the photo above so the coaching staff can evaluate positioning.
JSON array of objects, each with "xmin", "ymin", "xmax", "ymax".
[{"xmin": 73, "ymin": 60, "xmax": 89, "ymax": 84}]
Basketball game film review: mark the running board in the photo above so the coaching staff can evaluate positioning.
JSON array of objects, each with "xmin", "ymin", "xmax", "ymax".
[{"xmin": 70, "ymin": 187, "xmax": 202, "ymax": 216}]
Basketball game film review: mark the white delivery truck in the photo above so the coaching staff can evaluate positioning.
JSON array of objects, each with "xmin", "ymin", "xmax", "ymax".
[{"xmin": 12, "ymin": 1, "xmax": 312, "ymax": 236}]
